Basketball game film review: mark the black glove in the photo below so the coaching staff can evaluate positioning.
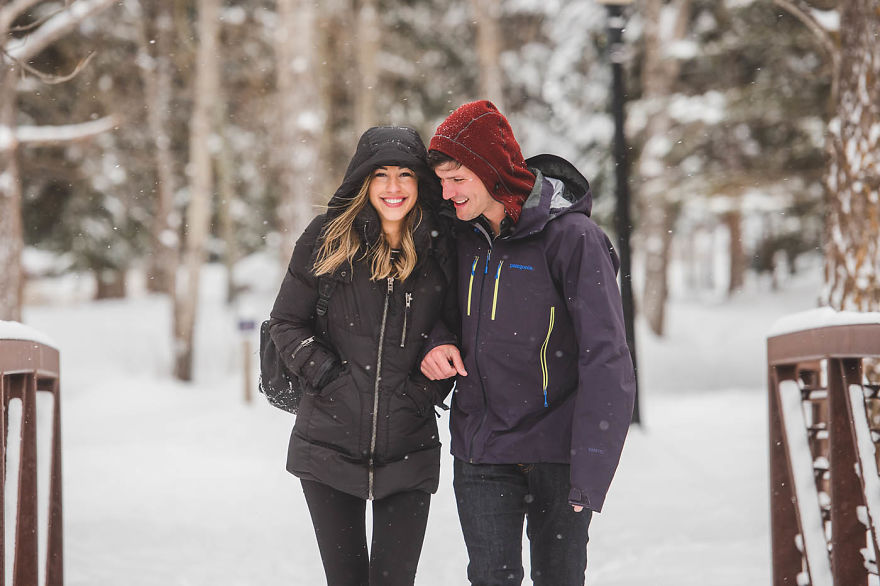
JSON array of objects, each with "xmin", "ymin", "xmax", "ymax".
[
  {"xmin": 298, "ymin": 341, "xmax": 342, "ymax": 389},
  {"xmin": 314, "ymin": 360, "xmax": 346, "ymax": 390}
]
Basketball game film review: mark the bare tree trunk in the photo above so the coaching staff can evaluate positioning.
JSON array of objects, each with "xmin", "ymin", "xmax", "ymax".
[
  {"xmin": 725, "ymin": 210, "xmax": 746, "ymax": 295},
  {"xmin": 173, "ymin": 0, "xmax": 220, "ymax": 381},
  {"xmin": 354, "ymin": 0, "xmax": 379, "ymax": 133},
  {"xmin": 140, "ymin": 2, "xmax": 179, "ymax": 295},
  {"xmin": 275, "ymin": 0, "xmax": 323, "ymax": 263},
  {"xmin": 642, "ymin": 204, "xmax": 676, "ymax": 335},
  {"xmin": 824, "ymin": 0, "xmax": 880, "ymax": 311},
  {"xmin": 318, "ymin": 3, "xmax": 358, "ymax": 190},
  {"xmin": 216, "ymin": 100, "xmax": 238, "ymax": 304},
  {"xmin": 470, "ymin": 0, "xmax": 505, "ymax": 110},
  {"xmin": 94, "ymin": 269, "xmax": 127, "ymax": 299},
  {"xmin": 0, "ymin": 61, "xmax": 24, "ymax": 322},
  {"xmin": 637, "ymin": 0, "xmax": 691, "ymax": 336}
]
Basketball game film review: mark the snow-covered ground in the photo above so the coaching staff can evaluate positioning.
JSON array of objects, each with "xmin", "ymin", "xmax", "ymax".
[{"xmin": 9, "ymin": 259, "xmax": 826, "ymax": 585}]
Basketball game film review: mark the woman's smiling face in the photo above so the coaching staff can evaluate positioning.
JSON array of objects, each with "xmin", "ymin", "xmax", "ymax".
[{"xmin": 368, "ymin": 166, "xmax": 419, "ymax": 230}]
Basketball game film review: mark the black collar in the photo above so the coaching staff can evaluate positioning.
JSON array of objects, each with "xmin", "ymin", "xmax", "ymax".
[
  {"xmin": 498, "ymin": 215, "xmax": 514, "ymax": 238},
  {"xmin": 473, "ymin": 214, "xmax": 514, "ymax": 240}
]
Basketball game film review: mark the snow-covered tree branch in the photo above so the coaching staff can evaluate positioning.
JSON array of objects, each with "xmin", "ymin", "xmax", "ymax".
[
  {"xmin": 0, "ymin": 0, "xmax": 115, "ymax": 321},
  {"xmin": 773, "ymin": 0, "xmax": 840, "ymax": 99},
  {"xmin": 0, "ymin": 0, "xmax": 44, "ymax": 35},
  {"xmin": 6, "ymin": 0, "xmax": 117, "ymax": 62},
  {"xmin": 16, "ymin": 115, "xmax": 117, "ymax": 146}
]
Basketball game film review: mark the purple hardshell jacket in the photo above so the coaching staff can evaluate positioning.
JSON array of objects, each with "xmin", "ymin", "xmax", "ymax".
[{"xmin": 433, "ymin": 154, "xmax": 636, "ymax": 513}]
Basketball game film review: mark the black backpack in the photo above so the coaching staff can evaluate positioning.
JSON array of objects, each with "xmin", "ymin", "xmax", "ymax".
[{"xmin": 258, "ymin": 276, "xmax": 337, "ymax": 414}]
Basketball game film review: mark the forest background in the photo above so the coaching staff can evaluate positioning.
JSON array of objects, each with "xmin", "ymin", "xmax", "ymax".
[
  {"xmin": 2, "ymin": 1, "xmax": 880, "ymax": 584},
  {"xmin": 1, "ymin": 0, "xmax": 878, "ymax": 382}
]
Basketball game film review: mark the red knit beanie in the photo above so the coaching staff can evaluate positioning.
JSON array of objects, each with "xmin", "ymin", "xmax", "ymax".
[{"xmin": 429, "ymin": 100, "xmax": 536, "ymax": 223}]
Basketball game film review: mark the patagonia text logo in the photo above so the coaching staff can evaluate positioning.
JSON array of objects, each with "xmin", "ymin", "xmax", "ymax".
[{"xmin": 509, "ymin": 264, "xmax": 534, "ymax": 271}]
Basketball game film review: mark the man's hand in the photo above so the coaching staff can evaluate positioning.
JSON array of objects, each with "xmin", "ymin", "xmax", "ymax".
[
  {"xmin": 421, "ymin": 344, "xmax": 467, "ymax": 380},
  {"xmin": 572, "ymin": 505, "xmax": 584, "ymax": 513}
]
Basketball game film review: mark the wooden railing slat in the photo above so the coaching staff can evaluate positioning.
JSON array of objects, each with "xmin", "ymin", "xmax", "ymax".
[{"xmin": 0, "ymin": 338, "xmax": 63, "ymax": 586}]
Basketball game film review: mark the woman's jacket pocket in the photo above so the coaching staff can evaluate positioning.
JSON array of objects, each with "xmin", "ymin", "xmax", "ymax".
[
  {"xmin": 399, "ymin": 374, "xmax": 451, "ymax": 417},
  {"xmin": 396, "ymin": 377, "xmax": 434, "ymax": 417},
  {"xmin": 312, "ymin": 367, "xmax": 352, "ymax": 401}
]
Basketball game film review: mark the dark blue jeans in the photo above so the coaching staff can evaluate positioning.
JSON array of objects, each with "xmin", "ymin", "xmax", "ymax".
[{"xmin": 453, "ymin": 459, "xmax": 591, "ymax": 586}]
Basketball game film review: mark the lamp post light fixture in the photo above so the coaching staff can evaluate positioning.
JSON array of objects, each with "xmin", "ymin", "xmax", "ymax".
[{"xmin": 596, "ymin": 0, "xmax": 640, "ymax": 425}]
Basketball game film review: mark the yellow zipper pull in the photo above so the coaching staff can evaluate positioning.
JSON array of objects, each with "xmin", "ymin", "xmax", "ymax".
[
  {"xmin": 491, "ymin": 260, "xmax": 504, "ymax": 320},
  {"xmin": 467, "ymin": 255, "xmax": 479, "ymax": 316}
]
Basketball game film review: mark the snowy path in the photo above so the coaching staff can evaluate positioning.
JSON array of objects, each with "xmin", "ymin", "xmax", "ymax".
[{"xmin": 16, "ymin": 265, "xmax": 818, "ymax": 585}]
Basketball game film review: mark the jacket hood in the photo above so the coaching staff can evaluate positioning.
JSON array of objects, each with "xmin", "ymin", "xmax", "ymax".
[
  {"xmin": 323, "ymin": 126, "xmax": 447, "ymax": 257},
  {"xmin": 327, "ymin": 126, "xmax": 442, "ymax": 218},
  {"xmin": 511, "ymin": 153, "xmax": 593, "ymax": 239},
  {"xmin": 429, "ymin": 100, "xmax": 535, "ymax": 223}
]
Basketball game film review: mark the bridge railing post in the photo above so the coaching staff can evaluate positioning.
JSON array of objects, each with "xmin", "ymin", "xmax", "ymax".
[
  {"xmin": 1, "ymin": 324, "xmax": 62, "ymax": 586},
  {"xmin": 768, "ymin": 312, "xmax": 880, "ymax": 586}
]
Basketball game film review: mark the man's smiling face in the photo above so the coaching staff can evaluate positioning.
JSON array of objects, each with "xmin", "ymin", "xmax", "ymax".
[{"xmin": 434, "ymin": 161, "xmax": 503, "ymax": 224}]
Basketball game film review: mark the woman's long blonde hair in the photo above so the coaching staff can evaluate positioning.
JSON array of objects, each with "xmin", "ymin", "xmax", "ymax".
[{"xmin": 313, "ymin": 174, "xmax": 422, "ymax": 281}]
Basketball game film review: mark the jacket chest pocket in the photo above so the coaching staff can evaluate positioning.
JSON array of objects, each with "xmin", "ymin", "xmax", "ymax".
[
  {"xmin": 326, "ymin": 292, "xmax": 363, "ymax": 335},
  {"xmin": 399, "ymin": 291, "xmax": 413, "ymax": 348},
  {"xmin": 539, "ymin": 306, "xmax": 556, "ymax": 407},
  {"xmin": 464, "ymin": 254, "xmax": 506, "ymax": 319},
  {"xmin": 397, "ymin": 273, "xmax": 445, "ymax": 349},
  {"xmin": 483, "ymin": 258, "xmax": 544, "ymax": 326},
  {"xmin": 325, "ymin": 276, "xmax": 384, "ymax": 342}
]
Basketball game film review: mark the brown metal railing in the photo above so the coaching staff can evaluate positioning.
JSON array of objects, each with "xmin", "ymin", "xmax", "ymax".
[
  {"xmin": 768, "ymin": 321, "xmax": 880, "ymax": 586},
  {"xmin": 1, "ymin": 337, "xmax": 63, "ymax": 586}
]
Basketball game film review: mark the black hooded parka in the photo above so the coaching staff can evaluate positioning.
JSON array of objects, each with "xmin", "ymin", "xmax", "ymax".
[{"xmin": 269, "ymin": 127, "xmax": 457, "ymax": 500}]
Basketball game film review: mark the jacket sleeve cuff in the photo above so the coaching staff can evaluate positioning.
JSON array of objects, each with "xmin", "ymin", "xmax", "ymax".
[
  {"xmin": 567, "ymin": 487, "xmax": 596, "ymax": 511},
  {"xmin": 421, "ymin": 322, "xmax": 459, "ymax": 363},
  {"xmin": 407, "ymin": 373, "xmax": 453, "ymax": 408},
  {"xmin": 298, "ymin": 344, "xmax": 340, "ymax": 388},
  {"xmin": 429, "ymin": 377, "xmax": 454, "ymax": 408}
]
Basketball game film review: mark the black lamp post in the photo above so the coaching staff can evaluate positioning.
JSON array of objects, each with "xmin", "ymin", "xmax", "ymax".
[{"xmin": 598, "ymin": 0, "xmax": 640, "ymax": 425}]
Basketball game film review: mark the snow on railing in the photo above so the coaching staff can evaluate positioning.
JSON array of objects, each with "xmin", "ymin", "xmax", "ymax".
[
  {"xmin": 778, "ymin": 380, "xmax": 833, "ymax": 586},
  {"xmin": 768, "ymin": 307, "xmax": 880, "ymax": 338},
  {"xmin": 0, "ymin": 320, "xmax": 58, "ymax": 349},
  {"xmin": 850, "ymin": 384, "xmax": 880, "ymax": 576}
]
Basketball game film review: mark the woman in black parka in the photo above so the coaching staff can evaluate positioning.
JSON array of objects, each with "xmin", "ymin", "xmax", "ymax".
[{"xmin": 269, "ymin": 126, "xmax": 458, "ymax": 586}]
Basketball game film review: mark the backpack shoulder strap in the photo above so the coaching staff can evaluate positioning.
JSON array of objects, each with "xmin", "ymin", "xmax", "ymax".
[
  {"xmin": 315, "ymin": 275, "xmax": 335, "ymax": 318},
  {"xmin": 307, "ymin": 223, "xmax": 339, "ymax": 335},
  {"xmin": 313, "ymin": 273, "xmax": 339, "ymax": 338}
]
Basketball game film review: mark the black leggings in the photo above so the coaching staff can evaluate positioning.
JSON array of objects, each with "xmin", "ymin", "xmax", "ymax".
[{"xmin": 300, "ymin": 479, "xmax": 431, "ymax": 586}]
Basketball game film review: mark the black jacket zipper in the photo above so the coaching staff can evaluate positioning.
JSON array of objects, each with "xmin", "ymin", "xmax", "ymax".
[
  {"xmin": 467, "ymin": 226, "xmax": 495, "ymax": 462},
  {"xmin": 290, "ymin": 336, "xmax": 315, "ymax": 365},
  {"xmin": 368, "ymin": 276, "xmax": 393, "ymax": 499}
]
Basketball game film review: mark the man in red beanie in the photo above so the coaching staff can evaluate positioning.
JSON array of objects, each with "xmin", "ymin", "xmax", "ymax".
[{"xmin": 421, "ymin": 100, "xmax": 635, "ymax": 586}]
